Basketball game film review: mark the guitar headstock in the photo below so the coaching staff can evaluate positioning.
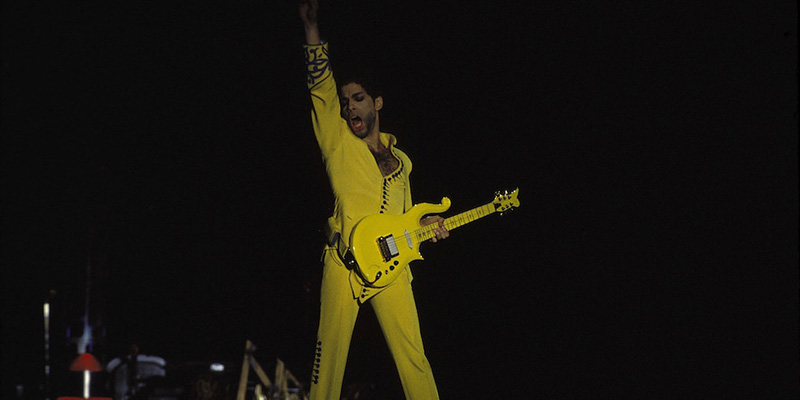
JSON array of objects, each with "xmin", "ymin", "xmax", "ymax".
[{"xmin": 492, "ymin": 187, "xmax": 520, "ymax": 214}]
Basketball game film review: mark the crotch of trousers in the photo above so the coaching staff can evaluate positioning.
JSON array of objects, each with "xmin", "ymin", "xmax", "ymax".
[{"xmin": 309, "ymin": 250, "xmax": 440, "ymax": 400}]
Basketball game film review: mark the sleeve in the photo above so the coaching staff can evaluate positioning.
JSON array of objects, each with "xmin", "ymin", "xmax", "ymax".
[{"xmin": 304, "ymin": 42, "xmax": 346, "ymax": 158}]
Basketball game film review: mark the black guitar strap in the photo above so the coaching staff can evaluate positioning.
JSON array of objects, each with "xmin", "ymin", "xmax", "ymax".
[{"xmin": 323, "ymin": 218, "xmax": 350, "ymax": 267}]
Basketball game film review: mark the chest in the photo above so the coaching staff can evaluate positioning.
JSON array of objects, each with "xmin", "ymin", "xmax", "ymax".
[{"xmin": 370, "ymin": 146, "xmax": 399, "ymax": 176}]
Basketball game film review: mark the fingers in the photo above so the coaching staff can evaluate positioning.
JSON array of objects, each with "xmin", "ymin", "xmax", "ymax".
[
  {"xmin": 435, "ymin": 219, "xmax": 449, "ymax": 240},
  {"xmin": 424, "ymin": 216, "xmax": 449, "ymax": 242},
  {"xmin": 430, "ymin": 228, "xmax": 448, "ymax": 242},
  {"xmin": 299, "ymin": 0, "xmax": 319, "ymax": 24}
]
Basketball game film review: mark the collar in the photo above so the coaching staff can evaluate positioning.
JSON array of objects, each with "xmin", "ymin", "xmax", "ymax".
[{"xmin": 380, "ymin": 131, "xmax": 398, "ymax": 149}]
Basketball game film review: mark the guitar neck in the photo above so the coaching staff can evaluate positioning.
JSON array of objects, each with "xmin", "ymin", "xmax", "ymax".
[{"xmin": 417, "ymin": 202, "xmax": 497, "ymax": 242}]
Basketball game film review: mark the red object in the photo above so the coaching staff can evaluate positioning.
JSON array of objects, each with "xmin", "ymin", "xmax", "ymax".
[{"xmin": 69, "ymin": 353, "xmax": 102, "ymax": 372}]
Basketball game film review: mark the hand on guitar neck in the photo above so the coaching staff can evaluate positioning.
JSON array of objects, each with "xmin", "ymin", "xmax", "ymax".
[{"xmin": 420, "ymin": 216, "xmax": 449, "ymax": 242}]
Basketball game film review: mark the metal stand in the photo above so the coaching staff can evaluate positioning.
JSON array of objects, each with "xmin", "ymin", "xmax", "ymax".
[{"xmin": 236, "ymin": 340, "xmax": 307, "ymax": 400}]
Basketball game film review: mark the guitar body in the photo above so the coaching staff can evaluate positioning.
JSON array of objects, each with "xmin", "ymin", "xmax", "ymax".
[{"xmin": 346, "ymin": 198, "xmax": 452, "ymax": 287}]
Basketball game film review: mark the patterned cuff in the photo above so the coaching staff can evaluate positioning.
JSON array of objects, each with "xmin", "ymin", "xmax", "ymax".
[{"xmin": 304, "ymin": 42, "xmax": 330, "ymax": 87}]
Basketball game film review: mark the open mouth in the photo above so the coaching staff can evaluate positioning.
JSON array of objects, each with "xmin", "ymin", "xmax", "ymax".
[{"xmin": 349, "ymin": 116, "xmax": 364, "ymax": 131}]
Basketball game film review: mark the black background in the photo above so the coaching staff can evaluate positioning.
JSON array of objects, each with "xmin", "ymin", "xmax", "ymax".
[{"xmin": 3, "ymin": 1, "xmax": 797, "ymax": 398}]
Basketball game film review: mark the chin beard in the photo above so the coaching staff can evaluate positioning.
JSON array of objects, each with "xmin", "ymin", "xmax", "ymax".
[{"xmin": 351, "ymin": 111, "xmax": 377, "ymax": 138}]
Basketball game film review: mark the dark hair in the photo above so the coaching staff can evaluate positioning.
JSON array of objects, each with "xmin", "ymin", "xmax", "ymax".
[{"xmin": 335, "ymin": 61, "xmax": 384, "ymax": 99}]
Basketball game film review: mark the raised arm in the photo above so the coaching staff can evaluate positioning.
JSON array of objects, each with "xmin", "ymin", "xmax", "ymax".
[
  {"xmin": 299, "ymin": 0, "xmax": 344, "ymax": 158},
  {"xmin": 299, "ymin": 0, "xmax": 321, "ymax": 45}
]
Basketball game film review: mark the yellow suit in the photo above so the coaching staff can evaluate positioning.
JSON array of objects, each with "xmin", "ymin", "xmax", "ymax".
[{"xmin": 304, "ymin": 42, "xmax": 440, "ymax": 399}]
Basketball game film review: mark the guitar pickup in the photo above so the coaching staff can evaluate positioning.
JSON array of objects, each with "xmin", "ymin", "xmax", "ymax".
[{"xmin": 377, "ymin": 235, "xmax": 399, "ymax": 262}]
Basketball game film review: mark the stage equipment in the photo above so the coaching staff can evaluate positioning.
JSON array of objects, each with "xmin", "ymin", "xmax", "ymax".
[
  {"xmin": 236, "ymin": 340, "xmax": 307, "ymax": 400},
  {"xmin": 44, "ymin": 293, "xmax": 53, "ymax": 400},
  {"xmin": 107, "ymin": 351, "xmax": 167, "ymax": 400},
  {"xmin": 69, "ymin": 353, "xmax": 102, "ymax": 398}
]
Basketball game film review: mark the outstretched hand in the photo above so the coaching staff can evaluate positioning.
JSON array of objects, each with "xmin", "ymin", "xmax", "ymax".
[
  {"xmin": 421, "ymin": 216, "xmax": 449, "ymax": 243},
  {"xmin": 299, "ymin": 0, "xmax": 321, "ymax": 44},
  {"xmin": 299, "ymin": 0, "xmax": 318, "ymax": 26}
]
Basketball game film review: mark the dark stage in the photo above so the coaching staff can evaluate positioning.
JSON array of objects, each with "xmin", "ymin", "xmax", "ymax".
[{"xmin": 2, "ymin": 1, "xmax": 798, "ymax": 399}]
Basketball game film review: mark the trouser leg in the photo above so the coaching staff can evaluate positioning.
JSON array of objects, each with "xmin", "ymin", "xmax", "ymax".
[
  {"xmin": 309, "ymin": 251, "xmax": 360, "ymax": 400},
  {"xmin": 371, "ymin": 271, "xmax": 440, "ymax": 400}
]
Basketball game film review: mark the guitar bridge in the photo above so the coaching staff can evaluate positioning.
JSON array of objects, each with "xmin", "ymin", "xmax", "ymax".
[{"xmin": 377, "ymin": 235, "xmax": 399, "ymax": 262}]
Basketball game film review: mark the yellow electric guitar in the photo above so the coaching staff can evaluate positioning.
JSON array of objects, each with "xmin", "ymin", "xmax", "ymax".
[{"xmin": 342, "ymin": 188, "xmax": 520, "ymax": 287}]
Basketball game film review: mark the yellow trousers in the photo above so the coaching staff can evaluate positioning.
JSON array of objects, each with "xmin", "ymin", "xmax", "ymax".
[{"xmin": 309, "ymin": 250, "xmax": 440, "ymax": 399}]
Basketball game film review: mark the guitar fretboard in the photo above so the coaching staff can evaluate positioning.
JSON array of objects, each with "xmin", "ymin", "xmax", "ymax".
[{"xmin": 415, "ymin": 203, "xmax": 496, "ymax": 242}]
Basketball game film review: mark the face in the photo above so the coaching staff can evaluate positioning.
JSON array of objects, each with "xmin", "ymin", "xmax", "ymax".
[{"xmin": 340, "ymin": 82, "xmax": 383, "ymax": 139}]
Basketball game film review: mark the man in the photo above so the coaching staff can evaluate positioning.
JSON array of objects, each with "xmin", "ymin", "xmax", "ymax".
[{"xmin": 299, "ymin": 0, "xmax": 447, "ymax": 398}]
